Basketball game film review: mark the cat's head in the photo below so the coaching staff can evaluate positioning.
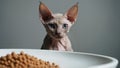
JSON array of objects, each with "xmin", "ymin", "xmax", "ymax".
[{"xmin": 39, "ymin": 2, "xmax": 78, "ymax": 39}]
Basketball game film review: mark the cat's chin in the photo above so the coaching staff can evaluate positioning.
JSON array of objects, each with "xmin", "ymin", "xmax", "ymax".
[
  {"xmin": 48, "ymin": 34, "xmax": 65, "ymax": 40},
  {"xmin": 55, "ymin": 36, "xmax": 63, "ymax": 39},
  {"xmin": 52, "ymin": 35, "xmax": 64, "ymax": 40}
]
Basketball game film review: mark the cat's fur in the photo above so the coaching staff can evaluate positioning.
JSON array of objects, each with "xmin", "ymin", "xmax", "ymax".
[{"xmin": 39, "ymin": 2, "xmax": 78, "ymax": 51}]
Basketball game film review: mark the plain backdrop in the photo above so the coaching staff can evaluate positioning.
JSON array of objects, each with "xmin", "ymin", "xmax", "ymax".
[{"xmin": 0, "ymin": 0, "xmax": 120, "ymax": 67}]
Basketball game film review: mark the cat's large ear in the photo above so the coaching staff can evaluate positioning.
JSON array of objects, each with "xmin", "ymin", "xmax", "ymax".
[
  {"xmin": 65, "ymin": 2, "xmax": 78, "ymax": 23},
  {"xmin": 39, "ymin": 2, "xmax": 53, "ymax": 22}
]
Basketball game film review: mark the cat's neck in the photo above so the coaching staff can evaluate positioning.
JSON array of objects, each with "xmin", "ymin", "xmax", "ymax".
[
  {"xmin": 45, "ymin": 34, "xmax": 68, "ymax": 50},
  {"xmin": 41, "ymin": 34, "xmax": 72, "ymax": 51}
]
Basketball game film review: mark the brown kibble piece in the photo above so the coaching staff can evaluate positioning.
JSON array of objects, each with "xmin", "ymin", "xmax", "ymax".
[{"xmin": 0, "ymin": 51, "xmax": 59, "ymax": 68}]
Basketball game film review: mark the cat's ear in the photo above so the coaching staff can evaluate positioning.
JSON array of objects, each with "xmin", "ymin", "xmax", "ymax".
[
  {"xmin": 64, "ymin": 2, "xmax": 78, "ymax": 23},
  {"xmin": 39, "ymin": 2, "xmax": 53, "ymax": 22}
]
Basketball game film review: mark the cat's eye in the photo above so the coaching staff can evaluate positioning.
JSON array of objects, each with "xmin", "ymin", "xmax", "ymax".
[
  {"xmin": 48, "ymin": 23, "xmax": 56, "ymax": 29},
  {"xmin": 62, "ymin": 24, "xmax": 68, "ymax": 29}
]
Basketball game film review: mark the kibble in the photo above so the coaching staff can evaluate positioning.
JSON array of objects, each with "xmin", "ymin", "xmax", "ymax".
[{"xmin": 0, "ymin": 51, "xmax": 59, "ymax": 68}]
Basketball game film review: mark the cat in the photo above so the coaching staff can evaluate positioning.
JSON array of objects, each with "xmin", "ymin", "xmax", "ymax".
[{"xmin": 39, "ymin": 2, "xmax": 78, "ymax": 51}]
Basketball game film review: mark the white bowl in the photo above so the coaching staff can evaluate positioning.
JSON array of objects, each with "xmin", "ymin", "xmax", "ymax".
[{"xmin": 0, "ymin": 49, "xmax": 118, "ymax": 68}]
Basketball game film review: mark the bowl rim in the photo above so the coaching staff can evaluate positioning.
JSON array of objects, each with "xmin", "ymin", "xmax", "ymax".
[{"xmin": 0, "ymin": 48, "xmax": 119, "ymax": 68}]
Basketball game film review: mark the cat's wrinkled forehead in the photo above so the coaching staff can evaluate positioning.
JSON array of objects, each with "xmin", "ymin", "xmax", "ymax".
[
  {"xmin": 50, "ymin": 13, "xmax": 71, "ymax": 24},
  {"xmin": 53, "ymin": 13, "xmax": 64, "ymax": 18}
]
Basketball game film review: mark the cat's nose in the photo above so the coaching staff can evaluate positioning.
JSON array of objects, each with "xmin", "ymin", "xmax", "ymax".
[
  {"xmin": 55, "ymin": 31, "xmax": 61, "ymax": 35},
  {"xmin": 55, "ymin": 32, "xmax": 61, "ymax": 35}
]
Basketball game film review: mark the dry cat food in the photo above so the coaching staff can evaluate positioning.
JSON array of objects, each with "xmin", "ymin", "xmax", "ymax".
[{"xmin": 0, "ymin": 51, "xmax": 59, "ymax": 68}]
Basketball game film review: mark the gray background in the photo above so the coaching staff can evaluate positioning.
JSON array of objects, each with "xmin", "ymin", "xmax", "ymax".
[{"xmin": 0, "ymin": 0, "xmax": 120, "ymax": 67}]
